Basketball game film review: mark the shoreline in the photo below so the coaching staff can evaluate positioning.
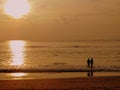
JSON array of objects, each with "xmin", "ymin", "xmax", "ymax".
[
  {"xmin": 0, "ymin": 71, "xmax": 120, "ymax": 80},
  {"xmin": 0, "ymin": 76, "xmax": 120, "ymax": 90}
]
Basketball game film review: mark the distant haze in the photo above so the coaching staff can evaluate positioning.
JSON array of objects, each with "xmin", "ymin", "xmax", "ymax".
[{"xmin": 0, "ymin": 0, "xmax": 120, "ymax": 40}]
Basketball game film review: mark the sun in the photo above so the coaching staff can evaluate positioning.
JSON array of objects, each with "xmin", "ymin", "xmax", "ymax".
[{"xmin": 4, "ymin": 0, "xmax": 30, "ymax": 19}]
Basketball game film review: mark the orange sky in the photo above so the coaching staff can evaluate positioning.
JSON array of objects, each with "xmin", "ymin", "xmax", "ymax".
[{"xmin": 0, "ymin": 0, "xmax": 120, "ymax": 40}]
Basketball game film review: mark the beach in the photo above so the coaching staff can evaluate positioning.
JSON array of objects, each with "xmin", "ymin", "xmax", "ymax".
[
  {"xmin": 0, "ymin": 41, "xmax": 120, "ymax": 90},
  {"xmin": 1, "ymin": 0, "xmax": 120, "ymax": 89},
  {"xmin": 0, "ymin": 76, "xmax": 120, "ymax": 90}
]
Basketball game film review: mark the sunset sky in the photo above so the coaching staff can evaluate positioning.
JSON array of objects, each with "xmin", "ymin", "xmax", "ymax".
[{"xmin": 0, "ymin": 0, "xmax": 120, "ymax": 40}]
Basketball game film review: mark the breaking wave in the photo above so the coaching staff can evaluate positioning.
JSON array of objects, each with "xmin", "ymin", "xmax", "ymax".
[{"xmin": 0, "ymin": 65, "xmax": 120, "ymax": 73}]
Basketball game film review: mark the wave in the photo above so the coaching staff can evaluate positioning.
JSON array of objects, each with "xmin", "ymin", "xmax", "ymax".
[
  {"xmin": 0, "ymin": 67, "xmax": 120, "ymax": 73},
  {"xmin": 27, "ymin": 46, "xmax": 48, "ymax": 48},
  {"xmin": 26, "ymin": 45, "xmax": 120, "ymax": 48},
  {"xmin": 0, "ymin": 45, "xmax": 120, "ymax": 49}
]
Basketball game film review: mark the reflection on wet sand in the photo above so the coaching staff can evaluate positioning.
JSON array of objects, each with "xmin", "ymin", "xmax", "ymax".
[
  {"xmin": 10, "ymin": 73, "xmax": 27, "ymax": 77},
  {"xmin": 87, "ymin": 71, "xmax": 93, "ymax": 77}
]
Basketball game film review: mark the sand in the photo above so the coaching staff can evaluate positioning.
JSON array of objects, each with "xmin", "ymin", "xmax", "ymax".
[{"xmin": 0, "ymin": 76, "xmax": 120, "ymax": 90}]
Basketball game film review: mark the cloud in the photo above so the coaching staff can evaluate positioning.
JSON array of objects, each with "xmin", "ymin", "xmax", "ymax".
[{"xmin": 30, "ymin": 0, "xmax": 120, "ymax": 17}]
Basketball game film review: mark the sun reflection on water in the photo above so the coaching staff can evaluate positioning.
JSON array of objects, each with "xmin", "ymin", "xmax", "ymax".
[{"xmin": 9, "ymin": 40, "xmax": 26, "ymax": 67}]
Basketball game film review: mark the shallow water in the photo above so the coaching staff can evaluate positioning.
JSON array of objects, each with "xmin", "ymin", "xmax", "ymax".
[{"xmin": 0, "ymin": 40, "xmax": 120, "ymax": 79}]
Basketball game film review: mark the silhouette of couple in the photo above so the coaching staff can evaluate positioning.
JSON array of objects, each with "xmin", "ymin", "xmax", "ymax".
[{"xmin": 87, "ymin": 58, "xmax": 94, "ymax": 68}]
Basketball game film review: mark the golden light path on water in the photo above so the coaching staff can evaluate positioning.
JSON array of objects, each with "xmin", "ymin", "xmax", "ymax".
[
  {"xmin": 9, "ymin": 40, "xmax": 26, "ymax": 66},
  {"xmin": 8, "ymin": 40, "xmax": 27, "ymax": 78}
]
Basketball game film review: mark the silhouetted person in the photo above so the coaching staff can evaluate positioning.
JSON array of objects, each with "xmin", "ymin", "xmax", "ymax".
[
  {"xmin": 87, "ymin": 58, "xmax": 90, "ymax": 67},
  {"xmin": 90, "ymin": 58, "xmax": 94, "ymax": 68}
]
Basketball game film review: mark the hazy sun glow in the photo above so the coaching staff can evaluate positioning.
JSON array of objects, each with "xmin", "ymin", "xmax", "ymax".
[
  {"xmin": 9, "ymin": 40, "xmax": 26, "ymax": 66},
  {"xmin": 4, "ymin": 0, "xmax": 30, "ymax": 19}
]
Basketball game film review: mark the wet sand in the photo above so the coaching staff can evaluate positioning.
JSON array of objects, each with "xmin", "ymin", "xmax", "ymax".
[{"xmin": 0, "ymin": 76, "xmax": 120, "ymax": 90}]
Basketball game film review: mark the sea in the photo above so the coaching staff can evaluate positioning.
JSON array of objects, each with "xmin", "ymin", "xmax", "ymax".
[{"xmin": 0, "ymin": 40, "xmax": 120, "ymax": 79}]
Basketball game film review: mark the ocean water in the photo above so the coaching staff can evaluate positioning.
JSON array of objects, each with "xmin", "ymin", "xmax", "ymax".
[{"xmin": 0, "ymin": 40, "xmax": 120, "ymax": 79}]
